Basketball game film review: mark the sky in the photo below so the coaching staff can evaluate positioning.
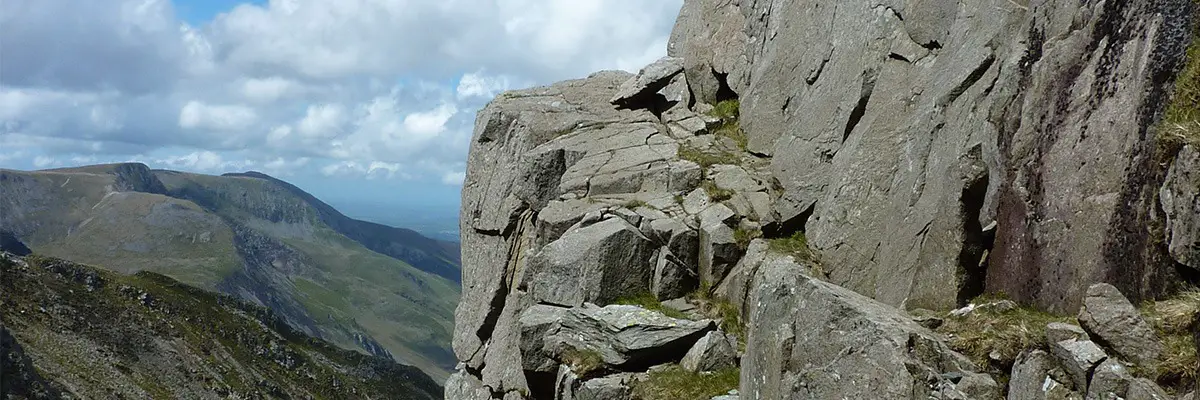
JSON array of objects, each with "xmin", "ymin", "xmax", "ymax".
[{"xmin": 0, "ymin": 0, "xmax": 683, "ymax": 211}]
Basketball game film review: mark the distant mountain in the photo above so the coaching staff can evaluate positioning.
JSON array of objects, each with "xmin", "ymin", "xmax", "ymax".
[
  {"xmin": 0, "ymin": 163, "xmax": 460, "ymax": 380},
  {"xmin": 0, "ymin": 253, "xmax": 443, "ymax": 399}
]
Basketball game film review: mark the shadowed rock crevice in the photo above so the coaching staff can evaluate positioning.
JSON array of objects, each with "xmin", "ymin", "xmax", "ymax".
[
  {"xmin": 842, "ymin": 69, "xmax": 878, "ymax": 143},
  {"xmin": 956, "ymin": 169, "xmax": 993, "ymax": 307}
]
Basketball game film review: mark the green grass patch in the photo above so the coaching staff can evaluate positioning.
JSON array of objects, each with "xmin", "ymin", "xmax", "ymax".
[
  {"xmin": 733, "ymin": 227, "xmax": 761, "ymax": 250},
  {"xmin": 700, "ymin": 181, "xmax": 735, "ymax": 202},
  {"xmin": 1162, "ymin": 25, "xmax": 1200, "ymax": 147},
  {"xmin": 614, "ymin": 292, "xmax": 690, "ymax": 320},
  {"xmin": 631, "ymin": 365, "xmax": 739, "ymax": 400},
  {"xmin": 1141, "ymin": 289, "xmax": 1199, "ymax": 390},
  {"xmin": 688, "ymin": 282, "xmax": 746, "ymax": 348},
  {"xmin": 707, "ymin": 100, "xmax": 747, "ymax": 150},
  {"xmin": 935, "ymin": 297, "xmax": 1073, "ymax": 371},
  {"xmin": 679, "ymin": 145, "xmax": 740, "ymax": 169},
  {"xmin": 767, "ymin": 232, "xmax": 816, "ymax": 262}
]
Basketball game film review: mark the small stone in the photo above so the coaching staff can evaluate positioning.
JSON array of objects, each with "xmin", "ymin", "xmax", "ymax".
[
  {"xmin": 1045, "ymin": 322, "xmax": 1088, "ymax": 344},
  {"xmin": 680, "ymin": 330, "xmax": 738, "ymax": 372},
  {"xmin": 1086, "ymin": 358, "xmax": 1132, "ymax": 400}
]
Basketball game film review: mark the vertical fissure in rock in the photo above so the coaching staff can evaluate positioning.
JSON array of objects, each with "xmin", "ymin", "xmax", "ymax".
[
  {"xmin": 956, "ymin": 170, "xmax": 994, "ymax": 306},
  {"xmin": 473, "ymin": 209, "xmax": 534, "ymax": 356},
  {"xmin": 843, "ymin": 69, "xmax": 878, "ymax": 143}
]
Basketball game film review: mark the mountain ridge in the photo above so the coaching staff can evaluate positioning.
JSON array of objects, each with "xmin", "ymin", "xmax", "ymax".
[{"xmin": 0, "ymin": 162, "xmax": 460, "ymax": 380}]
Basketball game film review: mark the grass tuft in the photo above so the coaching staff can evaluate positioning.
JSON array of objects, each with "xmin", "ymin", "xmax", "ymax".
[
  {"xmin": 733, "ymin": 228, "xmax": 761, "ymax": 250},
  {"xmin": 631, "ymin": 365, "xmax": 739, "ymax": 400},
  {"xmin": 622, "ymin": 199, "xmax": 651, "ymax": 209},
  {"xmin": 1141, "ymin": 289, "xmax": 1200, "ymax": 390},
  {"xmin": 767, "ymin": 232, "xmax": 816, "ymax": 262},
  {"xmin": 935, "ymin": 297, "xmax": 1073, "ymax": 372},
  {"xmin": 679, "ymin": 145, "xmax": 740, "ymax": 169},
  {"xmin": 613, "ymin": 292, "xmax": 690, "ymax": 320},
  {"xmin": 688, "ymin": 282, "xmax": 746, "ymax": 348},
  {"xmin": 1163, "ymin": 29, "xmax": 1200, "ymax": 147},
  {"xmin": 701, "ymin": 181, "xmax": 735, "ymax": 202},
  {"xmin": 560, "ymin": 347, "xmax": 606, "ymax": 376}
]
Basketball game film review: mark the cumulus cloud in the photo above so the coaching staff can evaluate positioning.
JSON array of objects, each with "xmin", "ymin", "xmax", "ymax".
[{"xmin": 0, "ymin": 0, "xmax": 683, "ymax": 185}]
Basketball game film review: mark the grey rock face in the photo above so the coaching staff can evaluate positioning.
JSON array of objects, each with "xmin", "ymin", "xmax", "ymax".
[
  {"xmin": 695, "ymin": 0, "xmax": 1196, "ymax": 312},
  {"xmin": 1161, "ymin": 145, "xmax": 1200, "ymax": 271},
  {"xmin": 574, "ymin": 373, "xmax": 640, "ymax": 400},
  {"xmin": 741, "ymin": 257, "xmax": 978, "ymax": 400},
  {"xmin": 526, "ymin": 217, "xmax": 658, "ymax": 307},
  {"xmin": 667, "ymin": 0, "xmax": 750, "ymax": 104},
  {"xmin": 680, "ymin": 330, "xmax": 737, "ymax": 373},
  {"xmin": 1077, "ymin": 283, "xmax": 1162, "ymax": 367},
  {"xmin": 545, "ymin": 304, "xmax": 716, "ymax": 368},
  {"xmin": 1048, "ymin": 339, "xmax": 1108, "ymax": 390},
  {"xmin": 1007, "ymin": 350, "xmax": 1081, "ymax": 400}
]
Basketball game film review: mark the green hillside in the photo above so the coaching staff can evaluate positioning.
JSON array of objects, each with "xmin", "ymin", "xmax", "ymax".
[
  {"xmin": 0, "ymin": 163, "xmax": 460, "ymax": 380},
  {"xmin": 0, "ymin": 253, "xmax": 443, "ymax": 399}
]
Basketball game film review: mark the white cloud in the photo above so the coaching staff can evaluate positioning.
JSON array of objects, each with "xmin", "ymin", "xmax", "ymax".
[
  {"xmin": 441, "ymin": 171, "xmax": 465, "ymax": 185},
  {"xmin": 32, "ymin": 156, "xmax": 57, "ymax": 168},
  {"xmin": 178, "ymin": 101, "xmax": 258, "ymax": 131},
  {"xmin": 1, "ymin": 0, "xmax": 683, "ymax": 186},
  {"xmin": 240, "ymin": 77, "xmax": 299, "ymax": 103},
  {"xmin": 403, "ymin": 104, "xmax": 457, "ymax": 138},
  {"xmin": 296, "ymin": 104, "xmax": 347, "ymax": 138},
  {"xmin": 320, "ymin": 160, "xmax": 410, "ymax": 180},
  {"xmin": 153, "ymin": 150, "xmax": 252, "ymax": 172},
  {"xmin": 457, "ymin": 72, "xmax": 516, "ymax": 99}
]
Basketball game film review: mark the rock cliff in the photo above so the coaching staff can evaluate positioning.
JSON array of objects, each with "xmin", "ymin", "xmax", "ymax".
[{"xmin": 451, "ymin": 0, "xmax": 1200, "ymax": 399}]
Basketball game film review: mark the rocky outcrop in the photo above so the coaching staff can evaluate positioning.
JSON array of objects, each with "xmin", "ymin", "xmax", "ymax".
[
  {"xmin": 665, "ymin": 0, "xmax": 1196, "ymax": 313},
  {"xmin": 451, "ymin": 0, "xmax": 1200, "ymax": 398}
]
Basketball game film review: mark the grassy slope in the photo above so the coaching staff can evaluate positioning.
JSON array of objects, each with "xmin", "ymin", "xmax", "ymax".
[{"xmin": 0, "ymin": 254, "xmax": 443, "ymax": 399}]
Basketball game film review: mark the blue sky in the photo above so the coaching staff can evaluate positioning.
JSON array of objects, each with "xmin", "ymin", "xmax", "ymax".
[{"xmin": 0, "ymin": 0, "xmax": 682, "ymax": 214}]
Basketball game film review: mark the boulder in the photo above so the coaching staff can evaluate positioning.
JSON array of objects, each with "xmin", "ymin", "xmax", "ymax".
[
  {"xmin": 699, "ymin": 220, "xmax": 740, "ymax": 286},
  {"xmin": 545, "ymin": 304, "xmax": 716, "ymax": 368},
  {"xmin": 651, "ymin": 250, "xmax": 698, "ymax": 300},
  {"xmin": 1048, "ymin": 338, "xmax": 1108, "ymax": 390},
  {"xmin": 680, "ymin": 330, "xmax": 738, "ymax": 372},
  {"xmin": 1086, "ymin": 359, "xmax": 1133, "ymax": 400},
  {"xmin": 741, "ymin": 257, "xmax": 979, "ymax": 400},
  {"xmin": 565, "ymin": 373, "xmax": 640, "ymax": 400},
  {"xmin": 1045, "ymin": 322, "xmax": 1089, "ymax": 344},
  {"xmin": 610, "ymin": 56, "xmax": 685, "ymax": 107},
  {"xmin": 1161, "ymin": 145, "xmax": 1200, "ymax": 271},
  {"xmin": 950, "ymin": 373, "xmax": 1002, "ymax": 400},
  {"xmin": 526, "ymin": 217, "xmax": 658, "ymax": 306},
  {"xmin": 1007, "ymin": 350, "xmax": 1081, "ymax": 400},
  {"xmin": 1077, "ymin": 283, "xmax": 1162, "ymax": 367},
  {"xmin": 519, "ymin": 305, "xmax": 571, "ymax": 372}
]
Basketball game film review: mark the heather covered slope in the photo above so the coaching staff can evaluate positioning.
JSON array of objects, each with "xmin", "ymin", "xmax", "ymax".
[
  {"xmin": 0, "ymin": 253, "xmax": 444, "ymax": 399},
  {"xmin": 0, "ymin": 163, "xmax": 459, "ymax": 380}
]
